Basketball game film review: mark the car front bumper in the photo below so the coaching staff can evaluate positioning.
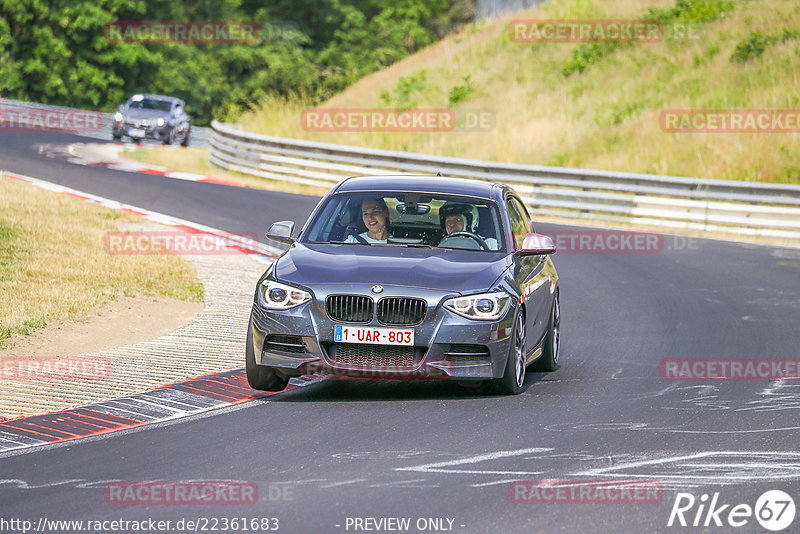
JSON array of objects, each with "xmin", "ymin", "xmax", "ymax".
[
  {"xmin": 113, "ymin": 122, "xmax": 172, "ymax": 140},
  {"xmin": 249, "ymin": 283, "xmax": 517, "ymax": 381}
]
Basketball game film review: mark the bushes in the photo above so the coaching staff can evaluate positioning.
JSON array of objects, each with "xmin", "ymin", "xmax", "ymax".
[
  {"xmin": 562, "ymin": 0, "xmax": 736, "ymax": 78},
  {"xmin": 646, "ymin": 0, "xmax": 734, "ymax": 24},
  {"xmin": 730, "ymin": 29, "xmax": 799, "ymax": 63},
  {"xmin": 0, "ymin": 0, "xmax": 468, "ymax": 125},
  {"xmin": 448, "ymin": 74, "xmax": 473, "ymax": 104},
  {"xmin": 562, "ymin": 42, "xmax": 620, "ymax": 77}
]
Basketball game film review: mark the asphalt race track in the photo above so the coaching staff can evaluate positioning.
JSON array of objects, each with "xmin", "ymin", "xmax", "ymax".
[{"xmin": 2, "ymin": 130, "xmax": 800, "ymax": 533}]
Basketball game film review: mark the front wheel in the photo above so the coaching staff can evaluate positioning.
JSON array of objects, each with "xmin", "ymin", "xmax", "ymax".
[
  {"xmin": 245, "ymin": 323, "xmax": 289, "ymax": 391},
  {"xmin": 534, "ymin": 293, "xmax": 560, "ymax": 372},
  {"xmin": 494, "ymin": 311, "xmax": 526, "ymax": 395}
]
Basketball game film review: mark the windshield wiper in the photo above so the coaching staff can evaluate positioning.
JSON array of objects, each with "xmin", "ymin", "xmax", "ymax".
[
  {"xmin": 381, "ymin": 242, "xmax": 433, "ymax": 248},
  {"xmin": 312, "ymin": 240, "xmax": 433, "ymax": 248}
]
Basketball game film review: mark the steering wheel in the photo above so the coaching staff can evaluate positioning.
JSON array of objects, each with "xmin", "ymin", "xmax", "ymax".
[{"xmin": 439, "ymin": 231, "xmax": 488, "ymax": 250}]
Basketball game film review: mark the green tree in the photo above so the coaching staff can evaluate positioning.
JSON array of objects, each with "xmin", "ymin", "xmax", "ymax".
[{"xmin": 0, "ymin": 0, "xmax": 469, "ymax": 124}]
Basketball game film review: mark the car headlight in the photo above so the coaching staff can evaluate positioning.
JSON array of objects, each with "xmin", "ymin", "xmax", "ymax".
[
  {"xmin": 258, "ymin": 280, "xmax": 311, "ymax": 310},
  {"xmin": 157, "ymin": 117, "xmax": 165, "ymax": 127},
  {"xmin": 444, "ymin": 291, "xmax": 511, "ymax": 321},
  {"xmin": 114, "ymin": 112, "xmax": 124, "ymax": 122}
]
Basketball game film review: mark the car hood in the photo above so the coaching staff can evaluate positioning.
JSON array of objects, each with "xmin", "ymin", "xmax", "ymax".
[
  {"xmin": 123, "ymin": 109, "xmax": 170, "ymax": 121},
  {"xmin": 274, "ymin": 243, "xmax": 512, "ymax": 293}
]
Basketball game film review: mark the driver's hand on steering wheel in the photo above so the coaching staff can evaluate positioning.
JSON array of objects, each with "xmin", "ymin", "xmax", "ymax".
[{"xmin": 439, "ymin": 231, "xmax": 489, "ymax": 250}]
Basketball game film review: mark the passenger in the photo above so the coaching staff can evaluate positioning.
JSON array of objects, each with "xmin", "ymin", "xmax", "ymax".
[{"xmin": 345, "ymin": 198, "xmax": 392, "ymax": 244}]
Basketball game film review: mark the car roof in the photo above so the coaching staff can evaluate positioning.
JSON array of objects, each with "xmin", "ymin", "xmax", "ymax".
[
  {"xmin": 129, "ymin": 94, "xmax": 181, "ymax": 103},
  {"xmin": 335, "ymin": 175, "xmax": 504, "ymax": 200}
]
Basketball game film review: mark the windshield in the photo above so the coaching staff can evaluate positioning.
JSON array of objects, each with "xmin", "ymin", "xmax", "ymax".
[
  {"xmin": 302, "ymin": 192, "xmax": 504, "ymax": 252},
  {"xmin": 127, "ymin": 98, "xmax": 172, "ymax": 112}
]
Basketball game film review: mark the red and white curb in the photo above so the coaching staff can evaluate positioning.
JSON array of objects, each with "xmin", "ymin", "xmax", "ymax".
[
  {"xmin": 2, "ymin": 169, "xmax": 283, "ymax": 263},
  {"xmin": 0, "ymin": 370, "xmax": 322, "ymax": 454},
  {"xmin": 38, "ymin": 142, "xmax": 237, "ymax": 185}
]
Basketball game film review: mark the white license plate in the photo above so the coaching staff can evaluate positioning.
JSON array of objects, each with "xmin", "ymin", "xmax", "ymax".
[
  {"xmin": 334, "ymin": 325, "xmax": 414, "ymax": 346},
  {"xmin": 129, "ymin": 128, "xmax": 145, "ymax": 138}
]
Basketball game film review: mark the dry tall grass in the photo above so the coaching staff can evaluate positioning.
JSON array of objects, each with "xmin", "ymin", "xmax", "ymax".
[
  {"xmin": 237, "ymin": 0, "xmax": 800, "ymax": 183},
  {"xmin": 0, "ymin": 175, "xmax": 203, "ymax": 347}
]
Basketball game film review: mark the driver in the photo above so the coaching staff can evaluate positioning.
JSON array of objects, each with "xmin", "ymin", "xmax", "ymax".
[
  {"xmin": 438, "ymin": 202, "xmax": 498, "ymax": 250},
  {"xmin": 444, "ymin": 212, "xmax": 469, "ymax": 235}
]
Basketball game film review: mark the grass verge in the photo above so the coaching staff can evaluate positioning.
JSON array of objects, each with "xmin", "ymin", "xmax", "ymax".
[{"xmin": 0, "ymin": 174, "xmax": 203, "ymax": 349}]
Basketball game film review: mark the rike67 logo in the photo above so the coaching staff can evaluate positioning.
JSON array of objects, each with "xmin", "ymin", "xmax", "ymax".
[{"xmin": 668, "ymin": 490, "xmax": 796, "ymax": 531}]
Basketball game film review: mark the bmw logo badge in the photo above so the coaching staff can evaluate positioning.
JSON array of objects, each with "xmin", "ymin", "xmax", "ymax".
[{"xmin": 371, "ymin": 285, "xmax": 384, "ymax": 294}]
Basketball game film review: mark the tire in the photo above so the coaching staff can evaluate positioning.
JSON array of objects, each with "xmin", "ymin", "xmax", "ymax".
[
  {"xmin": 533, "ymin": 293, "xmax": 560, "ymax": 372},
  {"xmin": 245, "ymin": 323, "xmax": 289, "ymax": 391},
  {"xmin": 494, "ymin": 310, "xmax": 526, "ymax": 395},
  {"xmin": 163, "ymin": 129, "xmax": 174, "ymax": 145},
  {"xmin": 181, "ymin": 129, "xmax": 191, "ymax": 147}
]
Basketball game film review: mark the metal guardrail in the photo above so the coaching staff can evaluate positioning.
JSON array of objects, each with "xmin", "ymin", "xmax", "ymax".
[
  {"xmin": 1, "ymin": 98, "xmax": 209, "ymax": 147},
  {"xmin": 209, "ymin": 120, "xmax": 800, "ymax": 240}
]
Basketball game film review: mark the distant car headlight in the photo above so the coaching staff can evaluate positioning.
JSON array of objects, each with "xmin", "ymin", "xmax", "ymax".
[
  {"xmin": 258, "ymin": 280, "xmax": 311, "ymax": 310},
  {"xmin": 157, "ymin": 117, "xmax": 165, "ymax": 127},
  {"xmin": 444, "ymin": 291, "xmax": 511, "ymax": 321},
  {"xmin": 114, "ymin": 112, "xmax": 124, "ymax": 122}
]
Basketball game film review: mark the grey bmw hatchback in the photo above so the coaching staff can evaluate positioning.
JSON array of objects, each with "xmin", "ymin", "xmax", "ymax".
[{"xmin": 247, "ymin": 175, "xmax": 560, "ymax": 395}]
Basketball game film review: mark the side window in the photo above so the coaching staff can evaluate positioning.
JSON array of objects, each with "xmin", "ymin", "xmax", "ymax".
[
  {"xmin": 512, "ymin": 197, "xmax": 533, "ymax": 233},
  {"xmin": 506, "ymin": 197, "xmax": 529, "ymax": 250}
]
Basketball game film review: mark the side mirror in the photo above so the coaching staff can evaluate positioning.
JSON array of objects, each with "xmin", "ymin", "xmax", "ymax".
[
  {"xmin": 267, "ymin": 221, "xmax": 295, "ymax": 244},
  {"xmin": 517, "ymin": 233, "xmax": 556, "ymax": 256},
  {"xmin": 118, "ymin": 104, "xmax": 125, "ymax": 111}
]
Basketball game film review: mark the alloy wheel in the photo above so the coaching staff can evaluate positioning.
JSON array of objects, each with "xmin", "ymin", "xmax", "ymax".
[{"xmin": 514, "ymin": 313, "xmax": 526, "ymax": 388}]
